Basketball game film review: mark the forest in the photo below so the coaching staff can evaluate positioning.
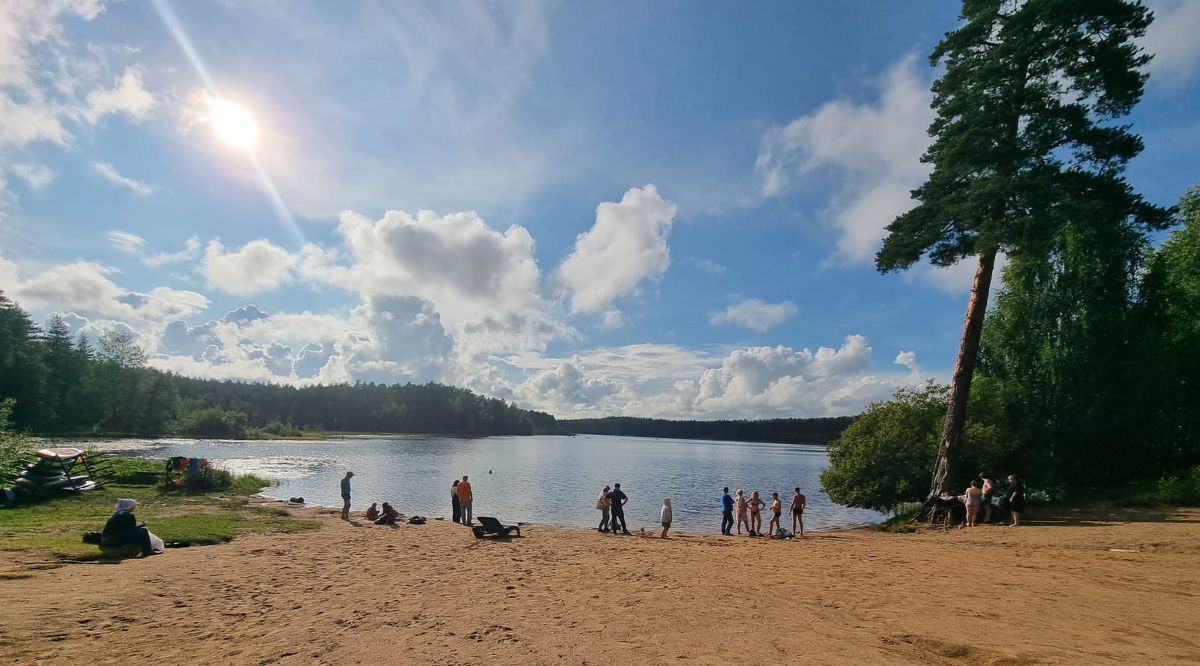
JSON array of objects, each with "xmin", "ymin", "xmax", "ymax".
[
  {"xmin": 562, "ymin": 416, "xmax": 853, "ymax": 444},
  {"xmin": 822, "ymin": 1, "xmax": 1200, "ymax": 511}
]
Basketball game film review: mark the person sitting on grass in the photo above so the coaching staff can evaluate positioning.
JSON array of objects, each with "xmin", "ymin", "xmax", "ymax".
[
  {"xmin": 101, "ymin": 499, "xmax": 161, "ymax": 557},
  {"xmin": 375, "ymin": 502, "xmax": 398, "ymax": 525},
  {"xmin": 365, "ymin": 502, "xmax": 379, "ymax": 521}
]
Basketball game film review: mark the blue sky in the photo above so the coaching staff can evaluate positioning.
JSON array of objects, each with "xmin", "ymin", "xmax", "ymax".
[{"xmin": 2, "ymin": 0, "xmax": 1198, "ymax": 419}]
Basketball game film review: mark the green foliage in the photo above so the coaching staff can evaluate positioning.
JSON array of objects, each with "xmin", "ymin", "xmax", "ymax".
[
  {"xmin": 0, "ymin": 398, "xmax": 32, "ymax": 476},
  {"xmin": 821, "ymin": 383, "xmax": 947, "ymax": 513},
  {"xmin": 562, "ymin": 415, "xmax": 854, "ymax": 444},
  {"xmin": 181, "ymin": 466, "xmax": 274, "ymax": 494},
  {"xmin": 176, "ymin": 406, "xmax": 251, "ymax": 438},
  {"xmin": 877, "ymin": 0, "xmax": 1167, "ymax": 272},
  {"xmin": 1150, "ymin": 466, "xmax": 1200, "ymax": 506}
]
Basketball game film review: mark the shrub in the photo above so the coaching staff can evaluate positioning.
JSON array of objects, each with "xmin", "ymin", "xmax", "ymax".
[
  {"xmin": 0, "ymin": 399, "xmax": 32, "ymax": 476},
  {"xmin": 1153, "ymin": 466, "xmax": 1200, "ymax": 505}
]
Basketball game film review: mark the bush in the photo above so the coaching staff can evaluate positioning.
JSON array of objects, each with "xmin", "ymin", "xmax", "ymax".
[
  {"xmin": 1153, "ymin": 466, "xmax": 1200, "ymax": 505},
  {"xmin": 0, "ymin": 399, "xmax": 32, "ymax": 476},
  {"xmin": 182, "ymin": 466, "xmax": 274, "ymax": 494},
  {"xmin": 176, "ymin": 407, "xmax": 250, "ymax": 438}
]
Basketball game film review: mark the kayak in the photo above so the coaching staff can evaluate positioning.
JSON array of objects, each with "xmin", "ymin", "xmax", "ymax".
[
  {"xmin": 35, "ymin": 448, "xmax": 83, "ymax": 462},
  {"xmin": 60, "ymin": 480, "xmax": 99, "ymax": 492}
]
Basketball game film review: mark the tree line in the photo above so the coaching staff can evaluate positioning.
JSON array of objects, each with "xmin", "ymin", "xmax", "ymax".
[
  {"xmin": 823, "ymin": 0, "xmax": 1200, "ymax": 512},
  {"xmin": 562, "ymin": 416, "xmax": 853, "ymax": 444}
]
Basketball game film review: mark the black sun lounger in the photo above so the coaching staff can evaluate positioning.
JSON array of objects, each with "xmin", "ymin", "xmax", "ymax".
[{"xmin": 472, "ymin": 516, "xmax": 520, "ymax": 539}]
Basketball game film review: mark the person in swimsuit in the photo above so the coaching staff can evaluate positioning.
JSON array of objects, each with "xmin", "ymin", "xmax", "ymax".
[
  {"xmin": 767, "ymin": 492, "xmax": 782, "ymax": 536},
  {"xmin": 963, "ymin": 480, "xmax": 983, "ymax": 527},
  {"xmin": 597, "ymin": 485, "xmax": 611, "ymax": 533},
  {"xmin": 748, "ymin": 490, "xmax": 766, "ymax": 536},
  {"xmin": 660, "ymin": 498, "xmax": 673, "ymax": 538},
  {"xmin": 1006, "ymin": 475, "xmax": 1025, "ymax": 526},
  {"xmin": 980, "ymin": 472, "xmax": 996, "ymax": 524},
  {"xmin": 790, "ymin": 487, "xmax": 807, "ymax": 536},
  {"xmin": 735, "ymin": 489, "xmax": 750, "ymax": 535}
]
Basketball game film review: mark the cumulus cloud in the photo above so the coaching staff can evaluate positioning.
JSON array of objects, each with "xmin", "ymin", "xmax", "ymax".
[
  {"xmin": 83, "ymin": 68, "xmax": 155, "ymax": 121},
  {"xmin": 756, "ymin": 55, "xmax": 934, "ymax": 265},
  {"xmin": 92, "ymin": 161, "xmax": 155, "ymax": 196},
  {"xmin": 1143, "ymin": 0, "xmax": 1200, "ymax": 88},
  {"xmin": 203, "ymin": 239, "xmax": 296, "ymax": 295},
  {"xmin": 710, "ymin": 298, "xmax": 797, "ymax": 333},
  {"xmin": 553, "ymin": 185, "xmax": 677, "ymax": 316},
  {"xmin": 894, "ymin": 350, "xmax": 920, "ymax": 374}
]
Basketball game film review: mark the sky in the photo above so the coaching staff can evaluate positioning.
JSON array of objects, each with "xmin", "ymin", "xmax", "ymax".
[{"xmin": 1, "ymin": 0, "xmax": 1198, "ymax": 420}]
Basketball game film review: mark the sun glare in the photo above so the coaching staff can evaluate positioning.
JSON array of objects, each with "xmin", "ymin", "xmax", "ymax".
[{"xmin": 207, "ymin": 97, "xmax": 258, "ymax": 149}]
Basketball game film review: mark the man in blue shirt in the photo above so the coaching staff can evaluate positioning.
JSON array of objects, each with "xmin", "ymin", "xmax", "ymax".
[
  {"xmin": 721, "ymin": 487, "xmax": 735, "ymax": 536},
  {"xmin": 340, "ymin": 471, "xmax": 354, "ymax": 520}
]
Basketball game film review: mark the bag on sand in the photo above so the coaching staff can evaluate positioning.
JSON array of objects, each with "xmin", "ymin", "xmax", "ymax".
[
  {"xmin": 772, "ymin": 528, "xmax": 794, "ymax": 539},
  {"xmin": 148, "ymin": 531, "xmax": 165, "ymax": 553}
]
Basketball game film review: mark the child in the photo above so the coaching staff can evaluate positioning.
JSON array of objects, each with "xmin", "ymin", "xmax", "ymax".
[
  {"xmin": 767, "ymin": 492, "xmax": 782, "ymax": 536},
  {"xmin": 735, "ymin": 489, "xmax": 750, "ymax": 535},
  {"xmin": 660, "ymin": 498, "xmax": 673, "ymax": 538},
  {"xmin": 963, "ymin": 481, "xmax": 983, "ymax": 527},
  {"xmin": 375, "ymin": 502, "xmax": 398, "ymax": 525},
  {"xmin": 365, "ymin": 502, "xmax": 379, "ymax": 521}
]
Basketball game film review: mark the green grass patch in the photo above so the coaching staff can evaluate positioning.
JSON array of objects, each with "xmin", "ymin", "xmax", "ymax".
[{"xmin": 0, "ymin": 459, "xmax": 317, "ymax": 562}]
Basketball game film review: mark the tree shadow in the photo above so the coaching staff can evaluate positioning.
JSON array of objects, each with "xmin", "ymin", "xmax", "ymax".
[{"xmin": 1024, "ymin": 504, "xmax": 1200, "ymax": 526}]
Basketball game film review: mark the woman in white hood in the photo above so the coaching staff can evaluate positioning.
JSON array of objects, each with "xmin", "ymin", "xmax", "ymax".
[
  {"xmin": 101, "ymin": 499, "xmax": 164, "ymax": 556},
  {"xmin": 660, "ymin": 498, "xmax": 673, "ymax": 538}
]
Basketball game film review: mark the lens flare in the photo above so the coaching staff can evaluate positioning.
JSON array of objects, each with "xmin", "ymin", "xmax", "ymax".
[{"xmin": 207, "ymin": 98, "xmax": 258, "ymax": 149}]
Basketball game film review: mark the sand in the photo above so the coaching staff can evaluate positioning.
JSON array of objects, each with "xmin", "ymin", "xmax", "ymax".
[{"xmin": 1, "ymin": 504, "xmax": 1198, "ymax": 665}]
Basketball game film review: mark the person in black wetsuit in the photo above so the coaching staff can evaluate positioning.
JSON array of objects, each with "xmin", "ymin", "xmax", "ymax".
[
  {"xmin": 607, "ymin": 483, "xmax": 629, "ymax": 535},
  {"xmin": 101, "ymin": 498, "xmax": 153, "ymax": 555}
]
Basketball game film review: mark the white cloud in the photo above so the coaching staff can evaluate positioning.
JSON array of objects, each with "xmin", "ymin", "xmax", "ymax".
[
  {"xmin": 553, "ymin": 185, "xmax": 677, "ymax": 315},
  {"xmin": 107, "ymin": 231, "xmax": 202, "ymax": 267},
  {"xmin": 11, "ymin": 163, "xmax": 56, "ymax": 190},
  {"xmin": 894, "ymin": 350, "xmax": 920, "ymax": 374},
  {"xmin": 710, "ymin": 298, "xmax": 797, "ymax": 333},
  {"xmin": 756, "ymin": 55, "xmax": 934, "ymax": 265},
  {"xmin": 691, "ymin": 257, "xmax": 728, "ymax": 276},
  {"xmin": 92, "ymin": 161, "xmax": 155, "ymax": 196},
  {"xmin": 203, "ymin": 239, "xmax": 296, "ymax": 295},
  {"xmin": 84, "ymin": 67, "xmax": 155, "ymax": 121},
  {"xmin": 1143, "ymin": 0, "xmax": 1200, "ymax": 88}
]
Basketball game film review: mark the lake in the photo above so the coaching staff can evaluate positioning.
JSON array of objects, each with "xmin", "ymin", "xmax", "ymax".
[{"xmin": 92, "ymin": 434, "xmax": 884, "ymax": 533}]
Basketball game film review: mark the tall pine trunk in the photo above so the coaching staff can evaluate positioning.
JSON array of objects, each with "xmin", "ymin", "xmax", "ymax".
[{"xmin": 928, "ymin": 248, "xmax": 997, "ymax": 500}]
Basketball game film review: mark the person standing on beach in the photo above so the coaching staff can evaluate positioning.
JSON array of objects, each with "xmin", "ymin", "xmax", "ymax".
[
  {"xmin": 340, "ymin": 471, "xmax": 354, "ymax": 520},
  {"xmin": 721, "ymin": 487, "xmax": 735, "ymax": 536},
  {"xmin": 748, "ymin": 490, "xmax": 766, "ymax": 536},
  {"xmin": 980, "ymin": 472, "xmax": 997, "ymax": 524},
  {"xmin": 790, "ymin": 487, "xmax": 806, "ymax": 536},
  {"xmin": 735, "ymin": 489, "xmax": 750, "ymax": 535},
  {"xmin": 1006, "ymin": 475, "xmax": 1025, "ymax": 527},
  {"xmin": 457, "ymin": 475, "xmax": 473, "ymax": 526},
  {"xmin": 963, "ymin": 480, "xmax": 983, "ymax": 527},
  {"xmin": 660, "ymin": 498, "xmax": 673, "ymax": 538},
  {"xmin": 451, "ymin": 480, "xmax": 461, "ymax": 524},
  {"xmin": 767, "ymin": 492, "xmax": 782, "ymax": 536},
  {"xmin": 608, "ymin": 483, "xmax": 629, "ymax": 535},
  {"xmin": 597, "ymin": 485, "xmax": 611, "ymax": 533}
]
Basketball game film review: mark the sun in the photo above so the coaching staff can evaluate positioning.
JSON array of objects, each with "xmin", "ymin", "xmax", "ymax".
[{"xmin": 207, "ymin": 97, "xmax": 258, "ymax": 149}]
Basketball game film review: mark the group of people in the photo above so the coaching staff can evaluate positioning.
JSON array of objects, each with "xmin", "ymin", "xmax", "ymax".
[
  {"xmin": 721, "ymin": 486, "xmax": 805, "ymax": 537},
  {"xmin": 450, "ymin": 476, "xmax": 473, "ymax": 526},
  {"xmin": 341, "ymin": 471, "xmax": 479, "ymax": 528},
  {"xmin": 592, "ymin": 484, "xmax": 807, "ymax": 539},
  {"xmin": 961, "ymin": 473, "xmax": 1025, "ymax": 527}
]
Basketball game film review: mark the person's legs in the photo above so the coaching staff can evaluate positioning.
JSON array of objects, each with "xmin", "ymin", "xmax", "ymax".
[
  {"xmin": 797, "ymin": 513, "xmax": 804, "ymax": 536},
  {"xmin": 661, "ymin": 522, "xmax": 669, "ymax": 538},
  {"xmin": 341, "ymin": 495, "xmax": 351, "ymax": 520},
  {"xmin": 599, "ymin": 508, "xmax": 609, "ymax": 532},
  {"xmin": 452, "ymin": 499, "xmax": 461, "ymax": 523},
  {"xmin": 614, "ymin": 510, "xmax": 628, "ymax": 534},
  {"xmin": 768, "ymin": 513, "xmax": 779, "ymax": 535},
  {"xmin": 462, "ymin": 502, "xmax": 472, "ymax": 525},
  {"xmin": 136, "ymin": 526, "xmax": 152, "ymax": 555},
  {"xmin": 722, "ymin": 510, "xmax": 733, "ymax": 535},
  {"xmin": 1011, "ymin": 510, "xmax": 1021, "ymax": 526}
]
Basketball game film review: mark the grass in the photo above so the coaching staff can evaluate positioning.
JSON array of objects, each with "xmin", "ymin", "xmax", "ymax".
[{"xmin": 0, "ymin": 458, "xmax": 318, "ymax": 562}]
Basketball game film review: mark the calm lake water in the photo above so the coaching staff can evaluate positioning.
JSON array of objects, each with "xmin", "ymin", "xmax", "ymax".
[{"xmin": 92, "ymin": 434, "xmax": 883, "ymax": 533}]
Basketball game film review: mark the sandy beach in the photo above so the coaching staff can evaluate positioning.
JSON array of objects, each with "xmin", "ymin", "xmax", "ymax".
[{"xmin": 1, "ymin": 504, "xmax": 1198, "ymax": 665}]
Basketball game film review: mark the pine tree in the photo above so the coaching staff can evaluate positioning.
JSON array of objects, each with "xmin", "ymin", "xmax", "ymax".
[{"xmin": 876, "ymin": 0, "xmax": 1170, "ymax": 499}]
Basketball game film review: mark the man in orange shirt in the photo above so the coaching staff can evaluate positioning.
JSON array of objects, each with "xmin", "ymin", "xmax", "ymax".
[{"xmin": 456, "ymin": 475, "xmax": 473, "ymax": 526}]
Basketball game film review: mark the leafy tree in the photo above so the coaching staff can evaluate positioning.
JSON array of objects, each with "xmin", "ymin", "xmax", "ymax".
[
  {"xmin": 97, "ymin": 329, "xmax": 146, "ymax": 368},
  {"xmin": 876, "ymin": 0, "xmax": 1169, "ymax": 499}
]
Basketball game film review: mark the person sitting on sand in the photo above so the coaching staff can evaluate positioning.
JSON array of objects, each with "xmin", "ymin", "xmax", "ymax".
[
  {"xmin": 790, "ymin": 487, "xmax": 806, "ymax": 536},
  {"xmin": 451, "ymin": 480, "xmax": 461, "ymax": 524},
  {"xmin": 597, "ymin": 485, "xmax": 611, "ymax": 533},
  {"xmin": 375, "ymin": 502, "xmax": 398, "ymax": 525},
  {"xmin": 980, "ymin": 472, "xmax": 997, "ymax": 524},
  {"xmin": 660, "ymin": 498, "xmax": 673, "ymax": 538},
  {"xmin": 1006, "ymin": 475, "xmax": 1025, "ymax": 527},
  {"xmin": 365, "ymin": 502, "xmax": 379, "ymax": 521},
  {"xmin": 608, "ymin": 483, "xmax": 630, "ymax": 535},
  {"xmin": 963, "ymin": 480, "xmax": 983, "ymax": 527},
  {"xmin": 767, "ymin": 492, "xmax": 782, "ymax": 536},
  {"xmin": 340, "ymin": 471, "xmax": 354, "ymax": 520},
  {"xmin": 735, "ymin": 489, "xmax": 750, "ymax": 535},
  {"xmin": 748, "ymin": 491, "xmax": 766, "ymax": 536},
  {"xmin": 457, "ymin": 475, "xmax": 473, "ymax": 526},
  {"xmin": 101, "ymin": 499, "xmax": 161, "ymax": 556}
]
